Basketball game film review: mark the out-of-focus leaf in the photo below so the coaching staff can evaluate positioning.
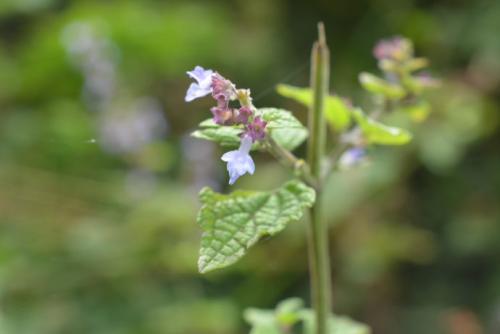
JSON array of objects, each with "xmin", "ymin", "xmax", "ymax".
[
  {"xmin": 197, "ymin": 181, "xmax": 315, "ymax": 273},
  {"xmin": 245, "ymin": 298, "xmax": 371, "ymax": 334},
  {"xmin": 399, "ymin": 101, "xmax": 431, "ymax": 122},
  {"xmin": 244, "ymin": 298, "xmax": 304, "ymax": 334},
  {"xmin": 353, "ymin": 109, "xmax": 412, "ymax": 145},
  {"xmin": 301, "ymin": 310, "xmax": 371, "ymax": 334},
  {"xmin": 276, "ymin": 84, "xmax": 351, "ymax": 130},
  {"xmin": 359, "ymin": 72, "xmax": 406, "ymax": 99},
  {"xmin": 275, "ymin": 298, "xmax": 304, "ymax": 326},
  {"xmin": 276, "ymin": 84, "xmax": 311, "ymax": 105}
]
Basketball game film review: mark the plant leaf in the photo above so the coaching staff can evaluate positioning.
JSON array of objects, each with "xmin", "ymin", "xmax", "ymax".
[
  {"xmin": 359, "ymin": 72, "xmax": 406, "ymax": 99},
  {"xmin": 276, "ymin": 84, "xmax": 351, "ymax": 131},
  {"xmin": 352, "ymin": 108, "xmax": 412, "ymax": 145},
  {"xmin": 399, "ymin": 100, "xmax": 431, "ymax": 122},
  {"xmin": 258, "ymin": 107, "xmax": 308, "ymax": 150},
  {"xmin": 191, "ymin": 108, "xmax": 307, "ymax": 151},
  {"xmin": 191, "ymin": 126, "xmax": 243, "ymax": 148},
  {"xmin": 197, "ymin": 180, "xmax": 315, "ymax": 273},
  {"xmin": 301, "ymin": 310, "xmax": 371, "ymax": 334},
  {"xmin": 244, "ymin": 298, "xmax": 371, "ymax": 334}
]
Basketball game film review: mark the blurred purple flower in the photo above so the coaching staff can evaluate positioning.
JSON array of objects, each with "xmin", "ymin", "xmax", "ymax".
[
  {"xmin": 373, "ymin": 36, "xmax": 408, "ymax": 60},
  {"xmin": 221, "ymin": 136, "xmax": 255, "ymax": 185},
  {"xmin": 339, "ymin": 147, "xmax": 366, "ymax": 169},
  {"xmin": 185, "ymin": 66, "xmax": 214, "ymax": 102}
]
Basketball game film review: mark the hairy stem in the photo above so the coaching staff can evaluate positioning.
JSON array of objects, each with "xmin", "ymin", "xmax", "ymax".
[{"xmin": 307, "ymin": 22, "xmax": 332, "ymax": 334}]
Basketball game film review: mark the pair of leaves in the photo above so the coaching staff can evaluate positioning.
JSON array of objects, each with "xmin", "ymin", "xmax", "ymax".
[
  {"xmin": 276, "ymin": 84, "xmax": 351, "ymax": 131},
  {"xmin": 352, "ymin": 108, "xmax": 412, "ymax": 145},
  {"xmin": 245, "ymin": 298, "xmax": 371, "ymax": 334},
  {"xmin": 197, "ymin": 180, "xmax": 315, "ymax": 274},
  {"xmin": 191, "ymin": 108, "xmax": 308, "ymax": 151}
]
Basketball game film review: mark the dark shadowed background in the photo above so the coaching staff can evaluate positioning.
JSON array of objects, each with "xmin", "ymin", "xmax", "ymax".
[{"xmin": 0, "ymin": 0, "xmax": 499, "ymax": 333}]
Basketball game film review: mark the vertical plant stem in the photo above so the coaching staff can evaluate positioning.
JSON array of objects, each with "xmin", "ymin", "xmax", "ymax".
[{"xmin": 307, "ymin": 23, "xmax": 332, "ymax": 334}]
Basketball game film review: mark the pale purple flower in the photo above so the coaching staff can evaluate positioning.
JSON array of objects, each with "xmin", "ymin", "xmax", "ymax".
[
  {"xmin": 185, "ymin": 66, "xmax": 214, "ymax": 102},
  {"xmin": 221, "ymin": 136, "xmax": 255, "ymax": 185},
  {"xmin": 339, "ymin": 148, "xmax": 366, "ymax": 169}
]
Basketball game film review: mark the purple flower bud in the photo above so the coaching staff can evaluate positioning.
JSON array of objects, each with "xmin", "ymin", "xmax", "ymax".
[
  {"xmin": 245, "ymin": 116, "xmax": 267, "ymax": 142},
  {"xmin": 211, "ymin": 73, "xmax": 236, "ymax": 101},
  {"xmin": 185, "ymin": 66, "xmax": 214, "ymax": 102},
  {"xmin": 211, "ymin": 106, "xmax": 235, "ymax": 125},
  {"xmin": 221, "ymin": 136, "xmax": 255, "ymax": 185},
  {"xmin": 235, "ymin": 106, "xmax": 252, "ymax": 124}
]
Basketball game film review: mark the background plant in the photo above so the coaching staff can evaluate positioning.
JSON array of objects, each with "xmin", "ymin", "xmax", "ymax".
[{"xmin": 186, "ymin": 23, "xmax": 440, "ymax": 334}]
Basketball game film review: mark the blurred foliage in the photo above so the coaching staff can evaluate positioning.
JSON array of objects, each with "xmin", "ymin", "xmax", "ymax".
[{"xmin": 0, "ymin": 0, "xmax": 499, "ymax": 334}]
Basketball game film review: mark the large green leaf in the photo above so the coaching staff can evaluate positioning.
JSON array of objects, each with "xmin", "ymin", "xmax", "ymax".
[
  {"xmin": 258, "ymin": 107, "xmax": 308, "ymax": 150},
  {"xmin": 197, "ymin": 181, "xmax": 315, "ymax": 273},
  {"xmin": 358, "ymin": 72, "xmax": 406, "ymax": 99},
  {"xmin": 191, "ymin": 108, "xmax": 308, "ymax": 151},
  {"xmin": 244, "ymin": 298, "xmax": 371, "ymax": 334},
  {"xmin": 276, "ymin": 84, "xmax": 351, "ymax": 131},
  {"xmin": 352, "ymin": 108, "xmax": 412, "ymax": 145}
]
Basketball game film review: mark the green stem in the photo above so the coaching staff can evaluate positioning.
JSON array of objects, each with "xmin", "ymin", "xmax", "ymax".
[
  {"xmin": 307, "ymin": 23, "xmax": 332, "ymax": 334},
  {"xmin": 265, "ymin": 136, "xmax": 318, "ymax": 189}
]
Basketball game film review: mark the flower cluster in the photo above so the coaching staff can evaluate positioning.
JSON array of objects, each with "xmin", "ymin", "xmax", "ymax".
[{"xmin": 185, "ymin": 66, "xmax": 268, "ymax": 184}]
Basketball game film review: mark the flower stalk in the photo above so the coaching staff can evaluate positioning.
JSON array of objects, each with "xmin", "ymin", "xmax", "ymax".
[{"xmin": 307, "ymin": 23, "xmax": 332, "ymax": 334}]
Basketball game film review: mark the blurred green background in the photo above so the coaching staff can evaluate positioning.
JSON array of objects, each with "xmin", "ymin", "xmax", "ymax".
[{"xmin": 0, "ymin": 0, "xmax": 499, "ymax": 333}]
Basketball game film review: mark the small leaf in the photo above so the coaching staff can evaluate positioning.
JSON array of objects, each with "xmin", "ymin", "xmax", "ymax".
[
  {"xmin": 197, "ymin": 180, "xmax": 315, "ymax": 273},
  {"xmin": 258, "ymin": 107, "xmax": 308, "ymax": 151},
  {"xmin": 245, "ymin": 298, "xmax": 304, "ymax": 334},
  {"xmin": 192, "ymin": 108, "xmax": 307, "ymax": 151},
  {"xmin": 191, "ymin": 126, "xmax": 243, "ymax": 148},
  {"xmin": 301, "ymin": 310, "xmax": 371, "ymax": 334},
  {"xmin": 276, "ymin": 84, "xmax": 351, "ymax": 130},
  {"xmin": 359, "ymin": 72, "xmax": 406, "ymax": 99},
  {"xmin": 276, "ymin": 84, "xmax": 312, "ymax": 105},
  {"xmin": 244, "ymin": 308, "xmax": 281, "ymax": 334},
  {"xmin": 244, "ymin": 298, "xmax": 371, "ymax": 334},
  {"xmin": 352, "ymin": 108, "xmax": 412, "ymax": 145},
  {"xmin": 275, "ymin": 298, "xmax": 304, "ymax": 326}
]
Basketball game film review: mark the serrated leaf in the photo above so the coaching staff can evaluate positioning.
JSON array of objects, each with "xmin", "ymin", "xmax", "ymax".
[
  {"xmin": 301, "ymin": 310, "xmax": 371, "ymax": 334},
  {"xmin": 258, "ymin": 107, "xmax": 308, "ymax": 150},
  {"xmin": 352, "ymin": 108, "xmax": 412, "ymax": 145},
  {"xmin": 359, "ymin": 72, "xmax": 406, "ymax": 99},
  {"xmin": 276, "ymin": 84, "xmax": 351, "ymax": 130},
  {"xmin": 197, "ymin": 181, "xmax": 315, "ymax": 273}
]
